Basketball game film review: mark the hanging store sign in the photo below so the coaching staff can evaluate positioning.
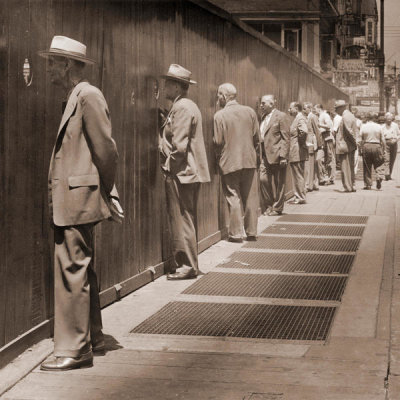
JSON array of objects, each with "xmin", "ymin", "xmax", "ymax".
[{"xmin": 337, "ymin": 59, "xmax": 367, "ymax": 72}]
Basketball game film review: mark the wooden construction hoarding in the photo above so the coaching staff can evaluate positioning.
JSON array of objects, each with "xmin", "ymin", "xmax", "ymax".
[{"xmin": 0, "ymin": 0, "xmax": 348, "ymax": 364}]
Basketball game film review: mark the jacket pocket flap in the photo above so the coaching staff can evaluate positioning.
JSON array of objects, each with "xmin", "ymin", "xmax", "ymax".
[{"xmin": 68, "ymin": 174, "xmax": 99, "ymax": 188}]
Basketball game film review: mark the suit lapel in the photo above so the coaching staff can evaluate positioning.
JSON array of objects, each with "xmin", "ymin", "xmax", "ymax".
[
  {"xmin": 56, "ymin": 81, "xmax": 89, "ymax": 140},
  {"xmin": 265, "ymin": 110, "xmax": 277, "ymax": 132}
]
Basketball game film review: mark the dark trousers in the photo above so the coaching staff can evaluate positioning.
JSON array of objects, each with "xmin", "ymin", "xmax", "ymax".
[
  {"xmin": 363, "ymin": 143, "xmax": 385, "ymax": 187},
  {"xmin": 54, "ymin": 224, "xmax": 103, "ymax": 357},
  {"xmin": 338, "ymin": 151, "xmax": 355, "ymax": 192},
  {"xmin": 324, "ymin": 140, "xmax": 336, "ymax": 183},
  {"xmin": 290, "ymin": 161, "xmax": 306, "ymax": 201},
  {"xmin": 222, "ymin": 168, "xmax": 258, "ymax": 239},
  {"xmin": 386, "ymin": 139, "xmax": 398, "ymax": 176},
  {"xmin": 165, "ymin": 176, "xmax": 200, "ymax": 271},
  {"xmin": 260, "ymin": 160, "xmax": 287, "ymax": 213}
]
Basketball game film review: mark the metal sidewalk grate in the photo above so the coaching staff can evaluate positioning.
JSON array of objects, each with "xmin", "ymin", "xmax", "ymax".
[
  {"xmin": 183, "ymin": 272, "xmax": 347, "ymax": 301},
  {"xmin": 262, "ymin": 224, "xmax": 364, "ymax": 237},
  {"xmin": 277, "ymin": 214, "xmax": 368, "ymax": 224},
  {"xmin": 131, "ymin": 301, "xmax": 336, "ymax": 341},
  {"xmin": 244, "ymin": 236, "xmax": 360, "ymax": 252},
  {"xmin": 218, "ymin": 252, "xmax": 355, "ymax": 274}
]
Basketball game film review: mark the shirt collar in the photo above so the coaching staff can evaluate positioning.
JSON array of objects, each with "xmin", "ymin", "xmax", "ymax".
[{"xmin": 225, "ymin": 100, "xmax": 238, "ymax": 107}]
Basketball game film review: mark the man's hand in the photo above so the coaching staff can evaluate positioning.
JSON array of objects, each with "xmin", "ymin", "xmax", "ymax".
[{"xmin": 279, "ymin": 158, "xmax": 288, "ymax": 167}]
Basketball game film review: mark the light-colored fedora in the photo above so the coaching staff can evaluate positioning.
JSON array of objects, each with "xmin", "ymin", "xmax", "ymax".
[
  {"xmin": 161, "ymin": 64, "xmax": 197, "ymax": 85},
  {"xmin": 334, "ymin": 99, "xmax": 347, "ymax": 108},
  {"xmin": 38, "ymin": 36, "xmax": 95, "ymax": 64}
]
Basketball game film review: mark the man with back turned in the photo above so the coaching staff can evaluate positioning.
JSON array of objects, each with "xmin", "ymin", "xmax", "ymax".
[{"xmin": 213, "ymin": 83, "xmax": 260, "ymax": 242}]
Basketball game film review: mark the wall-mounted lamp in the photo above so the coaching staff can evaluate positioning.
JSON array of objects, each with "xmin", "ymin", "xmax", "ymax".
[
  {"xmin": 154, "ymin": 80, "xmax": 160, "ymax": 100},
  {"xmin": 23, "ymin": 58, "xmax": 33, "ymax": 86}
]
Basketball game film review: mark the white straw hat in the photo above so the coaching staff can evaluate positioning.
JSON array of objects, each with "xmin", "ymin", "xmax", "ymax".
[{"xmin": 38, "ymin": 36, "xmax": 95, "ymax": 64}]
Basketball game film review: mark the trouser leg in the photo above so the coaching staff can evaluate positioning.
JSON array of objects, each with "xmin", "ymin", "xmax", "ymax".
[
  {"xmin": 54, "ymin": 224, "xmax": 95, "ymax": 357},
  {"xmin": 389, "ymin": 141, "xmax": 398, "ymax": 176},
  {"xmin": 339, "ymin": 153, "xmax": 353, "ymax": 191},
  {"xmin": 88, "ymin": 266, "xmax": 103, "ymax": 346},
  {"xmin": 272, "ymin": 163, "xmax": 287, "ymax": 212},
  {"xmin": 221, "ymin": 170, "xmax": 244, "ymax": 240},
  {"xmin": 349, "ymin": 150, "xmax": 356, "ymax": 189},
  {"xmin": 313, "ymin": 153, "xmax": 320, "ymax": 189},
  {"xmin": 304, "ymin": 153, "xmax": 314, "ymax": 191},
  {"xmin": 290, "ymin": 161, "xmax": 306, "ymax": 201},
  {"xmin": 259, "ymin": 161, "xmax": 274, "ymax": 213},
  {"xmin": 325, "ymin": 141, "xmax": 336, "ymax": 182},
  {"xmin": 363, "ymin": 146, "xmax": 373, "ymax": 187},
  {"xmin": 240, "ymin": 168, "xmax": 259, "ymax": 237},
  {"xmin": 316, "ymin": 148, "xmax": 326, "ymax": 183},
  {"xmin": 354, "ymin": 148, "xmax": 359, "ymax": 175},
  {"xmin": 165, "ymin": 176, "xmax": 200, "ymax": 271},
  {"xmin": 371, "ymin": 144, "xmax": 386, "ymax": 182}
]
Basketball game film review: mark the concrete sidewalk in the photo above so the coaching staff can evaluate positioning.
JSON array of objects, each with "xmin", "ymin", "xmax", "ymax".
[{"xmin": 1, "ymin": 161, "xmax": 400, "ymax": 400}]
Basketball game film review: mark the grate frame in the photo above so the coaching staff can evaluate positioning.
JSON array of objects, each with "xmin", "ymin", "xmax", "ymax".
[
  {"xmin": 131, "ymin": 301, "xmax": 337, "ymax": 341},
  {"xmin": 244, "ymin": 236, "xmax": 360, "ymax": 252},
  {"xmin": 218, "ymin": 251, "xmax": 355, "ymax": 274},
  {"xmin": 262, "ymin": 224, "xmax": 364, "ymax": 237},
  {"xmin": 182, "ymin": 272, "xmax": 347, "ymax": 301},
  {"xmin": 277, "ymin": 214, "xmax": 368, "ymax": 224}
]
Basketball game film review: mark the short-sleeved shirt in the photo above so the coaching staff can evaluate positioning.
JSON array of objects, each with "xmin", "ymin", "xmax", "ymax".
[
  {"xmin": 360, "ymin": 121, "xmax": 383, "ymax": 144},
  {"xmin": 382, "ymin": 122, "xmax": 400, "ymax": 141}
]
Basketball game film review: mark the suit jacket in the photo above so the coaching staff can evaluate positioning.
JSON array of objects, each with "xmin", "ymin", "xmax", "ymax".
[
  {"xmin": 261, "ymin": 109, "xmax": 290, "ymax": 165},
  {"xmin": 48, "ymin": 82, "xmax": 119, "ymax": 227},
  {"xmin": 336, "ymin": 109, "xmax": 357, "ymax": 154},
  {"xmin": 307, "ymin": 112, "xmax": 323, "ymax": 149},
  {"xmin": 289, "ymin": 112, "xmax": 309, "ymax": 162},
  {"xmin": 213, "ymin": 100, "xmax": 260, "ymax": 175},
  {"xmin": 160, "ymin": 96, "xmax": 210, "ymax": 184}
]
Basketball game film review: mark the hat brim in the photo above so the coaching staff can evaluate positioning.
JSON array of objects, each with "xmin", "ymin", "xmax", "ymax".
[
  {"xmin": 38, "ymin": 50, "xmax": 96, "ymax": 64},
  {"xmin": 334, "ymin": 103, "xmax": 347, "ymax": 108},
  {"xmin": 161, "ymin": 74, "xmax": 197, "ymax": 85}
]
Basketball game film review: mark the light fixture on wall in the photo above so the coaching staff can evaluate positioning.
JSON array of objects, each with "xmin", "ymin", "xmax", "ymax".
[{"xmin": 23, "ymin": 58, "xmax": 33, "ymax": 86}]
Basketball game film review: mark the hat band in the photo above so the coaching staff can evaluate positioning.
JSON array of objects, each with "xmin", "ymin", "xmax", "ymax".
[
  {"xmin": 166, "ymin": 73, "xmax": 191, "ymax": 82},
  {"xmin": 49, "ymin": 47, "xmax": 87, "ymax": 59}
]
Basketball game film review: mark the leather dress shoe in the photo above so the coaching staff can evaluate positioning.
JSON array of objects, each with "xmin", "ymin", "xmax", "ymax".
[
  {"xmin": 376, "ymin": 179, "xmax": 382, "ymax": 190},
  {"xmin": 40, "ymin": 351, "xmax": 93, "ymax": 371},
  {"xmin": 92, "ymin": 341, "xmax": 105, "ymax": 356},
  {"xmin": 228, "ymin": 236, "xmax": 243, "ymax": 243},
  {"xmin": 268, "ymin": 210, "xmax": 282, "ymax": 216},
  {"xmin": 246, "ymin": 235, "xmax": 257, "ymax": 241},
  {"xmin": 167, "ymin": 269, "xmax": 197, "ymax": 280}
]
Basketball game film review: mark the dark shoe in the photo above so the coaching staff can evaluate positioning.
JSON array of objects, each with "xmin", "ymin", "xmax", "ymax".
[
  {"xmin": 313, "ymin": 187, "xmax": 320, "ymax": 191},
  {"xmin": 319, "ymin": 181, "xmax": 326, "ymax": 186},
  {"xmin": 362, "ymin": 186, "xmax": 371, "ymax": 190},
  {"xmin": 167, "ymin": 269, "xmax": 197, "ymax": 280},
  {"xmin": 228, "ymin": 236, "xmax": 243, "ymax": 243},
  {"xmin": 40, "ymin": 351, "xmax": 93, "ymax": 371},
  {"xmin": 352, "ymin": 189, "xmax": 357, "ymax": 192},
  {"xmin": 385, "ymin": 175, "xmax": 391, "ymax": 181},
  {"xmin": 92, "ymin": 341, "xmax": 105, "ymax": 356},
  {"xmin": 246, "ymin": 235, "xmax": 257, "ymax": 241},
  {"xmin": 376, "ymin": 179, "xmax": 382, "ymax": 190},
  {"xmin": 268, "ymin": 210, "xmax": 282, "ymax": 216},
  {"xmin": 327, "ymin": 181, "xmax": 335, "ymax": 185}
]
